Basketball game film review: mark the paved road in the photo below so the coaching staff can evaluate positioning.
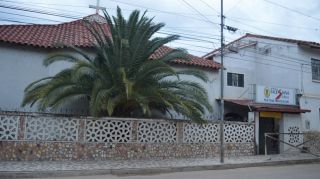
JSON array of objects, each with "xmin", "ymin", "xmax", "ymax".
[{"xmin": 26, "ymin": 163, "xmax": 320, "ymax": 179}]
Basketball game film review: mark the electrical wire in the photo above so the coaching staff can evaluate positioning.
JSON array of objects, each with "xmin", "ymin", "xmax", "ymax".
[
  {"xmin": 1, "ymin": 16, "xmax": 318, "ymax": 72},
  {"xmin": 0, "ymin": 10, "xmax": 63, "ymax": 23},
  {"xmin": 180, "ymin": 0, "xmax": 218, "ymax": 26},
  {"xmin": 1, "ymin": 2, "xmax": 319, "ymax": 60},
  {"xmin": 263, "ymin": 0, "xmax": 320, "ymax": 22},
  {"xmin": 0, "ymin": 4, "xmax": 80, "ymax": 19},
  {"xmin": 199, "ymin": 0, "xmax": 220, "ymax": 14}
]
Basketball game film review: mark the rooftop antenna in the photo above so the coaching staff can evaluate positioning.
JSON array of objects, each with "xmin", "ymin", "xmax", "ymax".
[{"xmin": 89, "ymin": 0, "xmax": 106, "ymax": 14}]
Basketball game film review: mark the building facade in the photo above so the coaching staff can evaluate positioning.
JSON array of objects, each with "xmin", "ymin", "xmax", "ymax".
[{"xmin": 204, "ymin": 33, "xmax": 320, "ymax": 154}]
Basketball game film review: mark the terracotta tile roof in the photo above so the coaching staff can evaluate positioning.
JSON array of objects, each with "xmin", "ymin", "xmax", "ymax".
[
  {"xmin": 0, "ymin": 14, "xmax": 109, "ymax": 48},
  {"xmin": 203, "ymin": 33, "xmax": 320, "ymax": 58},
  {"xmin": 0, "ymin": 14, "xmax": 220, "ymax": 70},
  {"xmin": 224, "ymin": 99, "xmax": 311, "ymax": 113},
  {"xmin": 151, "ymin": 46, "xmax": 221, "ymax": 70}
]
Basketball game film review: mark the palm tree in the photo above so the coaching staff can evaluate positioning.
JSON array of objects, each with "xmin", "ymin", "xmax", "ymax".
[{"xmin": 22, "ymin": 7, "xmax": 212, "ymax": 122}]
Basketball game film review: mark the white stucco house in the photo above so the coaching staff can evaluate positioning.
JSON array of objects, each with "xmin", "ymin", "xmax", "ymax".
[
  {"xmin": 0, "ymin": 14, "xmax": 221, "ymax": 117},
  {"xmin": 204, "ymin": 33, "xmax": 320, "ymax": 154}
]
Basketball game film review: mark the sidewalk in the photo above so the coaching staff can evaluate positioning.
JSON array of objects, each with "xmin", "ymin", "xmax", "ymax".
[{"xmin": 0, "ymin": 153, "xmax": 319, "ymax": 178}]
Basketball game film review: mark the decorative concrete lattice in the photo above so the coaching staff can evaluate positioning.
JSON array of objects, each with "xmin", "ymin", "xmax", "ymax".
[
  {"xmin": 138, "ymin": 121, "xmax": 177, "ymax": 143},
  {"xmin": 224, "ymin": 124, "xmax": 254, "ymax": 143},
  {"xmin": 288, "ymin": 126, "xmax": 300, "ymax": 144},
  {"xmin": 86, "ymin": 119, "xmax": 132, "ymax": 143},
  {"xmin": 183, "ymin": 123, "xmax": 219, "ymax": 143},
  {"xmin": 0, "ymin": 115, "xmax": 19, "ymax": 140},
  {"xmin": 24, "ymin": 117, "xmax": 78, "ymax": 141}
]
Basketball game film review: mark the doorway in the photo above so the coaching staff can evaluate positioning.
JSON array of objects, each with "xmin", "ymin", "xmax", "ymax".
[{"xmin": 259, "ymin": 117, "xmax": 280, "ymax": 154}]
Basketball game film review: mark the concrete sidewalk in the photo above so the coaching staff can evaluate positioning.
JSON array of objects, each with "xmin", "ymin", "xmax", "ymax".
[{"xmin": 0, "ymin": 153, "xmax": 319, "ymax": 178}]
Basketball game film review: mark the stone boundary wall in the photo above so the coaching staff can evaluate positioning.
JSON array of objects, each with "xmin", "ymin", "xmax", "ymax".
[
  {"xmin": 0, "ymin": 113, "xmax": 255, "ymax": 161},
  {"xmin": 304, "ymin": 131, "xmax": 320, "ymax": 154}
]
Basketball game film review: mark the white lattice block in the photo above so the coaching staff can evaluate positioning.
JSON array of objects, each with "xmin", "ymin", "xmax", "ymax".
[
  {"xmin": 0, "ymin": 115, "xmax": 19, "ymax": 140},
  {"xmin": 24, "ymin": 117, "xmax": 78, "ymax": 141},
  {"xmin": 183, "ymin": 123, "xmax": 219, "ymax": 143},
  {"xmin": 287, "ymin": 126, "xmax": 301, "ymax": 144},
  {"xmin": 86, "ymin": 119, "xmax": 132, "ymax": 143},
  {"xmin": 224, "ymin": 123, "xmax": 254, "ymax": 143},
  {"xmin": 138, "ymin": 121, "xmax": 177, "ymax": 143},
  {"xmin": 242, "ymin": 125, "xmax": 254, "ymax": 143}
]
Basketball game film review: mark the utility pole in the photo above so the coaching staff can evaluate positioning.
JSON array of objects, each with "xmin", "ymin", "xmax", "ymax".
[{"xmin": 219, "ymin": 0, "xmax": 225, "ymax": 164}]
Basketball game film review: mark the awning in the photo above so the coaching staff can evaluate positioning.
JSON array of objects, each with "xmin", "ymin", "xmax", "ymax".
[{"xmin": 224, "ymin": 99, "xmax": 311, "ymax": 113}]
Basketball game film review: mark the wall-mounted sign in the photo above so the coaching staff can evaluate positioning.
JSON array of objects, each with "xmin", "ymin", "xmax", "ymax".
[{"xmin": 255, "ymin": 85, "xmax": 296, "ymax": 105}]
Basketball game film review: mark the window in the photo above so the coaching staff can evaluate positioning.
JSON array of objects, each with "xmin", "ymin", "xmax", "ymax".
[
  {"xmin": 311, "ymin": 58, "xmax": 320, "ymax": 81},
  {"xmin": 227, "ymin": 72, "xmax": 244, "ymax": 87},
  {"xmin": 305, "ymin": 120, "xmax": 310, "ymax": 130}
]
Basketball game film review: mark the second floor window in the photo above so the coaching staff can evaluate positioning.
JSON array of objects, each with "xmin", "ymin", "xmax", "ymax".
[
  {"xmin": 227, "ymin": 72, "xmax": 244, "ymax": 87},
  {"xmin": 312, "ymin": 58, "xmax": 320, "ymax": 81}
]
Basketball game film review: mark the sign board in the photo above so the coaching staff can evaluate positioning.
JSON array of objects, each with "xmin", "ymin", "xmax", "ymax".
[
  {"xmin": 260, "ymin": 112, "xmax": 282, "ymax": 119},
  {"xmin": 255, "ymin": 85, "xmax": 296, "ymax": 105}
]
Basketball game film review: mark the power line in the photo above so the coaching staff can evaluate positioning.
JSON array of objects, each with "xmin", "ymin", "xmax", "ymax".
[
  {"xmin": 224, "ymin": 54, "xmax": 312, "ymax": 74},
  {"xmin": 240, "ymin": 50, "xmax": 308, "ymax": 68},
  {"xmin": 238, "ymin": 38, "xmax": 313, "ymax": 50},
  {"xmin": 263, "ymin": 0, "xmax": 320, "ymax": 22},
  {"xmin": 1, "ymin": 6, "xmax": 220, "ymax": 35},
  {"xmin": 1, "ymin": 1, "xmax": 318, "ymax": 58},
  {"xmin": 180, "ymin": 0, "xmax": 219, "ymax": 26},
  {"xmin": 0, "ymin": 1, "xmax": 87, "ymax": 17},
  {"xmin": 171, "ymin": 41, "xmax": 214, "ymax": 50},
  {"xmin": 161, "ymin": 29, "xmax": 221, "ymax": 41},
  {"xmin": 242, "ymin": 48, "xmax": 310, "ymax": 66},
  {"xmin": 5, "ymin": 0, "xmax": 320, "ymax": 33},
  {"xmin": 0, "ymin": 16, "xmax": 317, "ymax": 71},
  {"xmin": 0, "ymin": 4, "xmax": 80, "ymax": 19},
  {"xmin": 227, "ymin": 16, "xmax": 320, "ymax": 31},
  {"xmin": 207, "ymin": 38, "xmax": 314, "ymax": 65},
  {"xmin": 199, "ymin": 0, "xmax": 219, "ymax": 14},
  {"xmin": 0, "ymin": 10, "xmax": 63, "ymax": 23},
  {"xmin": 0, "ymin": 0, "xmax": 300, "ymax": 42},
  {"xmin": 0, "ymin": 0, "xmax": 88, "ymax": 8},
  {"xmin": 157, "ymin": 31, "xmax": 218, "ymax": 44},
  {"xmin": 107, "ymin": 0, "xmax": 218, "ymax": 25},
  {"xmin": 227, "ymin": 17, "xmax": 280, "ymax": 36},
  {"xmin": 225, "ymin": 0, "xmax": 243, "ymax": 14},
  {"xmin": 110, "ymin": 0, "xmax": 221, "ymax": 26},
  {"xmin": 0, "ymin": 16, "xmax": 215, "ymax": 54}
]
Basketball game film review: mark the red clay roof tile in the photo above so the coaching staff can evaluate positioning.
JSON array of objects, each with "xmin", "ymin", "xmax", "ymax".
[{"xmin": 0, "ymin": 14, "xmax": 220, "ymax": 70}]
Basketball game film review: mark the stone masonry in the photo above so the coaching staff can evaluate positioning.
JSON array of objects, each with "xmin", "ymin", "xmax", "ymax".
[
  {"xmin": 0, "ymin": 113, "xmax": 255, "ymax": 161},
  {"xmin": 304, "ymin": 131, "xmax": 320, "ymax": 154}
]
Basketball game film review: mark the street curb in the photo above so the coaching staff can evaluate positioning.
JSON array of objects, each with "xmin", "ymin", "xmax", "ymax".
[{"xmin": 1, "ymin": 158, "xmax": 320, "ymax": 178}]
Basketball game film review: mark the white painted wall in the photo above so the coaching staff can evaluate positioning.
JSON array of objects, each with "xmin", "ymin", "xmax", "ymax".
[
  {"xmin": 167, "ymin": 66, "xmax": 220, "ymax": 120},
  {"xmin": 0, "ymin": 43, "xmax": 221, "ymax": 119},
  {"xmin": 213, "ymin": 36, "xmax": 320, "ymax": 131},
  {"xmin": 280, "ymin": 113, "xmax": 303, "ymax": 153},
  {"xmin": 0, "ymin": 43, "xmax": 90, "ymax": 114}
]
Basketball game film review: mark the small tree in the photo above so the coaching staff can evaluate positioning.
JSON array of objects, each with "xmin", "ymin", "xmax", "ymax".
[{"xmin": 22, "ymin": 7, "xmax": 212, "ymax": 122}]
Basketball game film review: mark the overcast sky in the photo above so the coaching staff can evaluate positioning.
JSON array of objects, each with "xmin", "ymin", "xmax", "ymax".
[{"xmin": 0, "ymin": 0, "xmax": 320, "ymax": 56}]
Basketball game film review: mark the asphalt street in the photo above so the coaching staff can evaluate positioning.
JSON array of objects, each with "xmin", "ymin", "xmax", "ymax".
[{"xmin": 27, "ymin": 163, "xmax": 320, "ymax": 179}]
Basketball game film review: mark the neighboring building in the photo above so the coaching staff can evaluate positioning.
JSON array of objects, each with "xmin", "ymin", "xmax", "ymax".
[
  {"xmin": 0, "ymin": 14, "xmax": 220, "ymax": 117},
  {"xmin": 204, "ymin": 33, "xmax": 320, "ymax": 154}
]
